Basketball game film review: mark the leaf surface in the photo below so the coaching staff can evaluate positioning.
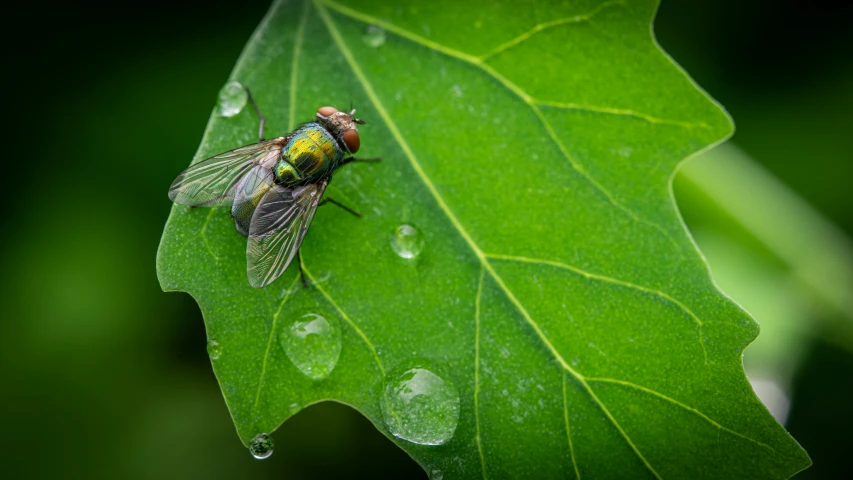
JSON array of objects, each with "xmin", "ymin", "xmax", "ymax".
[{"xmin": 157, "ymin": 0, "xmax": 810, "ymax": 477}]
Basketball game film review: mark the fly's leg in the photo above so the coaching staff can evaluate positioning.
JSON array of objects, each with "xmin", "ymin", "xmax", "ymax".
[
  {"xmin": 341, "ymin": 156, "xmax": 381, "ymax": 165},
  {"xmin": 297, "ymin": 250, "xmax": 308, "ymax": 288},
  {"xmin": 319, "ymin": 197, "xmax": 361, "ymax": 218},
  {"xmin": 244, "ymin": 86, "xmax": 266, "ymax": 141}
]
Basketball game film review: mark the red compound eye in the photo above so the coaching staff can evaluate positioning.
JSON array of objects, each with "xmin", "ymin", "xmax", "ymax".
[
  {"xmin": 343, "ymin": 130, "xmax": 360, "ymax": 153},
  {"xmin": 317, "ymin": 106, "xmax": 338, "ymax": 117}
]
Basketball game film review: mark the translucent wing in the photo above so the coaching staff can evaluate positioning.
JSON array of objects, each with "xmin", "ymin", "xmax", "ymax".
[
  {"xmin": 231, "ymin": 165, "xmax": 275, "ymax": 236},
  {"xmin": 168, "ymin": 139, "xmax": 284, "ymax": 207},
  {"xmin": 246, "ymin": 180, "xmax": 328, "ymax": 288}
]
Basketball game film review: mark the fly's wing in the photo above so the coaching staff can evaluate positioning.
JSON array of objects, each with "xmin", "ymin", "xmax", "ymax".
[
  {"xmin": 246, "ymin": 180, "xmax": 328, "ymax": 288},
  {"xmin": 231, "ymin": 165, "xmax": 275, "ymax": 236},
  {"xmin": 168, "ymin": 139, "xmax": 284, "ymax": 207}
]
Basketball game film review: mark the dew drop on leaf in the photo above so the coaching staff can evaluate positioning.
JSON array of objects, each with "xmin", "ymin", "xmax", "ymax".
[
  {"xmin": 381, "ymin": 365, "xmax": 460, "ymax": 445},
  {"xmin": 248, "ymin": 433, "xmax": 274, "ymax": 459},
  {"xmin": 362, "ymin": 25, "xmax": 386, "ymax": 48},
  {"xmin": 390, "ymin": 224, "xmax": 425, "ymax": 259},
  {"xmin": 217, "ymin": 80, "xmax": 248, "ymax": 117},
  {"xmin": 280, "ymin": 312, "xmax": 342, "ymax": 381},
  {"xmin": 206, "ymin": 340, "xmax": 222, "ymax": 360}
]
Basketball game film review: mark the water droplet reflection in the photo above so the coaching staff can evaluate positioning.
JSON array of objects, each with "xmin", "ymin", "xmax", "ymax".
[
  {"xmin": 381, "ymin": 365, "xmax": 460, "ymax": 445},
  {"xmin": 249, "ymin": 433, "xmax": 274, "ymax": 459},
  {"xmin": 280, "ymin": 313, "xmax": 342, "ymax": 381},
  {"xmin": 390, "ymin": 224, "xmax": 424, "ymax": 259},
  {"xmin": 218, "ymin": 80, "xmax": 248, "ymax": 117},
  {"xmin": 207, "ymin": 340, "xmax": 222, "ymax": 360},
  {"xmin": 363, "ymin": 25, "xmax": 387, "ymax": 48}
]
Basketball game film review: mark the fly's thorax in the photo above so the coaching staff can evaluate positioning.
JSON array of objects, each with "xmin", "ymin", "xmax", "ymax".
[
  {"xmin": 277, "ymin": 123, "xmax": 344, "ymax": 184},
  {"xmin": 275, "ymin": 161, "xmax": 302, "ymax": 184}
]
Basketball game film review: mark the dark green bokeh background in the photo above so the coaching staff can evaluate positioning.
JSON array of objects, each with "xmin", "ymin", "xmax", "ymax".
[{"xmin": 1, "ymin": 0, "xmax": 850, "ymax": 478}]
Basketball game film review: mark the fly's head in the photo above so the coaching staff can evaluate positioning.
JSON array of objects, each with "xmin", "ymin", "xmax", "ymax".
[{"xmin": 316, "ymin": 106, "xmax": 366, "ymax": 154}]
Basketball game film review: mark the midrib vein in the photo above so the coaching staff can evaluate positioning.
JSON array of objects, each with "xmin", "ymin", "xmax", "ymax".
[
  {"xmin": 288, "ymin": 0, "xmax": 310, "ymax": 131},
  {"xmin": 314, "ymin": 1, "xmax": 661, "ymax": 478},
  {"xmin": 250, "ymin": 0, "xmax": 309, "ymax": 432},
  {"xmin": 318, "ymin": 0, "xmax": 686, "ymax": 254}
]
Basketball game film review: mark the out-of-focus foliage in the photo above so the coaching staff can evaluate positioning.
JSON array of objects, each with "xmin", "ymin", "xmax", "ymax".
[
  {"xmin": 1, "ymin": 0, "xmax": 851, "ymax": 478},
  {"xmin": 157, "ymin": 0, "xmax": 808, "ymax": 477}
]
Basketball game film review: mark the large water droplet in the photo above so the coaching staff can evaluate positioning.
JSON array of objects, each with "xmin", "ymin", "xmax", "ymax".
[
  {"xmin": 218, "ymin": 80, "xmax": 248, "ymax": 117},
  {"xmin": 363, "ymin": 25, "xmax": 386, "ymax": 48},
  {"xmin": 280, "ymin": 313, "xmax": 342, "ymax": 381},
  {"xmin": 380, "ymin": 365, "xmax": 460, "ymax": 445},
  {"xmin": 389, "ymin": 224, "xmax": 424, "ymax": 259},
  {"xmin": 249, "ymin": 433, "xmax": 274, "ymax": 459},
  {"xmin": 207, "ymin": 340, "xmax": 221, "ymax": 360}
]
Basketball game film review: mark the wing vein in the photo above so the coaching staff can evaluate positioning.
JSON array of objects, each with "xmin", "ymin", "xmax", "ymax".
[{"xmin": 248, "ymin": 1, "xmax": 311, "ymax": 430}]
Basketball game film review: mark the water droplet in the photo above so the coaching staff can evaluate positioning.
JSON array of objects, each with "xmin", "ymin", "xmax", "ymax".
[
  {"xmin": 431, "ymin": 469, "xmax": 444, "ymax": 480},
  {"xmin": 380, "ymin": 365, "xmax": 460, "ymax": 445},
  {"xmin": 363, "ymin": 25, "xmax": 386, "ymax": 48},
  {"xmin": 280, "ymin": 313, "xmax": 342, "ymax": 381},
  {"xmin": 389, "ymin": 224, "xmax": 424, "ymax": 259},
  {"xmin": 218, "ymin": 80, "xmax": 247, "ymax": 117},
  {"xmin": 207, "ymin": 340, "xmax": 221, "ymax": 360},
  {"xmin": 249, "ymin": 433, "xmax": 274, "ymax": 459}
]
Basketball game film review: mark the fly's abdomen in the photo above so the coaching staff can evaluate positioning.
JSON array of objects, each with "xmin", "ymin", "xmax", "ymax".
[{"xmin": 276, "ymin": 123, "xmax": 342, "ymax": 184}]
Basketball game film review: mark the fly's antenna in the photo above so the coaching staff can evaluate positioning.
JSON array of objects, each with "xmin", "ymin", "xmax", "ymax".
[{"xmin": 349, "ymin": 104, "xmax": 366, "ymax": 124}]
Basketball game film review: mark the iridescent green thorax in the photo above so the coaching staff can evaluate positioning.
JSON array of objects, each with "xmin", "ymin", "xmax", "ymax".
[{"xmin": 275, "ymin": 123, "xmax": 343, "ymax": 185}]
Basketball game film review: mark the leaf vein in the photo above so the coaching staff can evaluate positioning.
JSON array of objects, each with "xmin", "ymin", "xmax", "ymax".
[
  {"xmin": 537, "ymin": 100, "xmax": 709, "ymax": 129},
  {"xmin": 314, "ymin": 3, "xmax": 661, "ymax": 477},
  {"xmin": 319, "ymin": 0, "xmax": 685, "ymax": 258},
  {"xmin": 478, "ymin": 1, "xmax": 625, "ymax": 61},
  {"xmin": 183, "ymin": 208, "xmax": 222, "ymax": 261},
  {"xmin": 586, "ymin": 377, "xmax": 778, "ymax": 453},
  {"xmin": 474, "ymin": 266, "xmax": 488, "ymax": 480},
  {"xmin": 563, "ymin": 372, "xmax": 582, "ymax": 480},
  {"xmin": 251, "ymin": 274, "xmax": 302, "ymax": 425},
  {"xmin": 302, "ymin": 265, "xmax": 386, "ymax": 376},
  {"xmin": 485, "ymin": 253, "xmax": 708, "ymax": 363},
  {"xmin": 249, "ymin": 8, "xmax": 310, "ymax": 429},
  {"xmin": 288, "ymin": 0, "xmax": 310, "ymax": 131}
]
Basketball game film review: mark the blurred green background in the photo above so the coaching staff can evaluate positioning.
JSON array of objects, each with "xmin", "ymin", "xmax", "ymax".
[{"xmin": 2, "ymin": 0, "xmax": 851, "ymax": 478}]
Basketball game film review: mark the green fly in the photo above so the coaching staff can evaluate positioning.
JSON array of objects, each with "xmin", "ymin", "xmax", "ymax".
[{"xmin": 168, "ymin": 88, "xmax": 379, "ymax": 288}]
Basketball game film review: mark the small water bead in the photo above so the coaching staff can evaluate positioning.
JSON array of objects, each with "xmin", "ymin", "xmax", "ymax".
[
  {"xmin": 217, "ymin": 80, "xmax": 248, "ymax": 117},
  {"xmin": 363, "ymin": 25, "xmax": 387, "ymax": 48},
  {"xmin": 380, "ymin": 365, "xmax": 460, "ymax": 445},
  {"xmin": 389, "ymin": 224, "xmax": 424, "ymax": 259},
  {"xmin": 249, "ymin": 433, "xmax": 274, "ymax": 459},
  {"xmin": 280, "ymin": 313, "xmax": 342, "ymax": 381},
  {"xmin": 206, "ymin": 340, "xmax": 222, "ymax": 360}
]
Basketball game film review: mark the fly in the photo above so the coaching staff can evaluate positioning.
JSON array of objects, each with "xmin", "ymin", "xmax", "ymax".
[{"xmin": 168, "ymin": 86, "xmax": 379, "ymax": 288}]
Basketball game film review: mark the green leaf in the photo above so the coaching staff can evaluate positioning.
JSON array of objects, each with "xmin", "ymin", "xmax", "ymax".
[{"xmin": 156, "ymin": 0, "xmax": 810, "ymax": 477}]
